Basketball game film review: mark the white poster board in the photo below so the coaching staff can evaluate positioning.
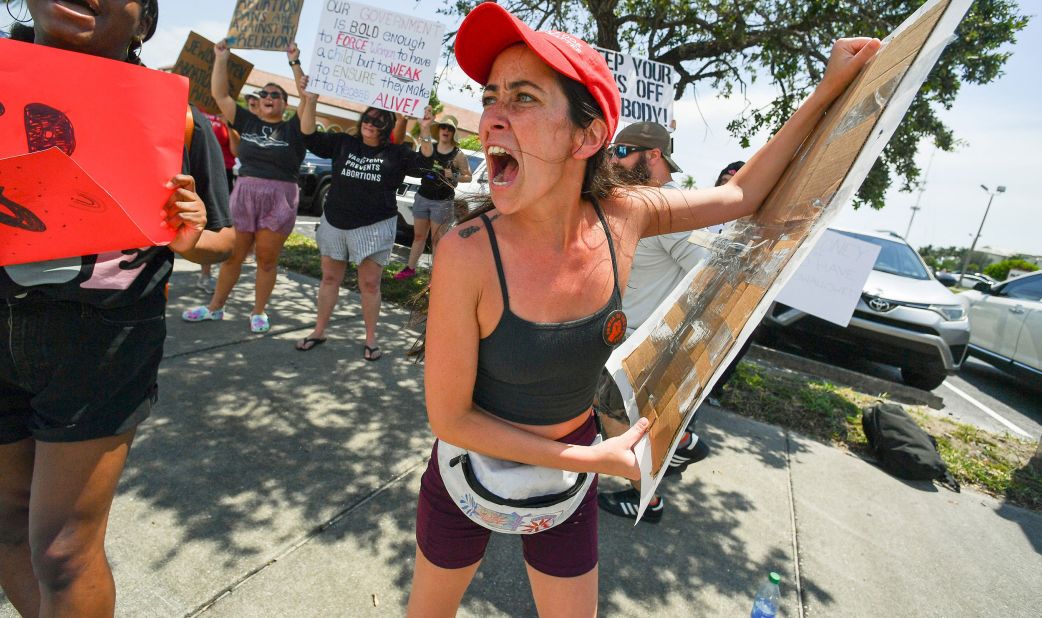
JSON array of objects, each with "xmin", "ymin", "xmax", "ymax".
[
  {"xmin": 306, "ymin": 2, "xmax": 445, "ymax": 118},
  {"xmin": 594, "ymin": 46, "xmax": 675, "ymax": 128},
  {"xmin": 775, "ymin": 230, "xmax": 880, "ymax": 327}
]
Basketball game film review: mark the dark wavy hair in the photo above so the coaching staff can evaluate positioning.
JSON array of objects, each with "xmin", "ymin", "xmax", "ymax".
[
  {"xmin": 8, "ymin": 0, "xmax": 158, "ymax": 66},
  {"xmin": 352, "ymin": 106, "xmax": 396, "ymax": 146}
]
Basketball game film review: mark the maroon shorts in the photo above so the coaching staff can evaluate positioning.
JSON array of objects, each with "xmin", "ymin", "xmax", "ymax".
[{"xmin": 415, "ymin": 414, "xmax": 599, "ymax": 577}]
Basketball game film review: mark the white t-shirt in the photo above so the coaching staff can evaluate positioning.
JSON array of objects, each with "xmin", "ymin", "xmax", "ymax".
[{"xmin": 623, "ymin": 180, "xmax": 721, "ymax": 331}]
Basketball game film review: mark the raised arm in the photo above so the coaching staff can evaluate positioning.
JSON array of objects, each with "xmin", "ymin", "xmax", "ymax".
[
  {"xmin": 416, "ymin": 106, "xmax": 434, "ymax": 157},
  {"xmin": 425, "ymin": 227, "xmax": 649, "ymax": 479},
  {"xmin": 295, "ymin": 73, "xmax": 319, "ymax": 136},
  {"xmin": 286, "ymin": 42, "xmax": 308, "ymax": 118},
  {"xmin": 210, "ymin": 39, "xmax": 238, "ymax": 123},
  {"xmin": 633, "ymin": 37, "xmax": 881, "ymax": 237}
]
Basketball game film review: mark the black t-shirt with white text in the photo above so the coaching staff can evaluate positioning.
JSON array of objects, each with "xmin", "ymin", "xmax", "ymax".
[
  {"xmin": 305, "ymin": 132, "xmax": 426, "ymax": 230},
  {"xmin": 232, "ymin": 106, "xmax": 306, "ymax": 183}
]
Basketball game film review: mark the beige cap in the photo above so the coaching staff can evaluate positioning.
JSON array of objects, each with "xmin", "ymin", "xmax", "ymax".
[{"xmin": 613, "ymin": 122, "xmax": 681, "ymax": 173}]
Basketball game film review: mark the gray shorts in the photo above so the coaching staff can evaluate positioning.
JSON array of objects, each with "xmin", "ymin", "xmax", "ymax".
[
  {"xmin": 412, "ymin": 194, "xmax": 454, "ymax": 225},
  {"xmin": 316, "ymin": 215, "xmax": 396, "ymax": 266}
]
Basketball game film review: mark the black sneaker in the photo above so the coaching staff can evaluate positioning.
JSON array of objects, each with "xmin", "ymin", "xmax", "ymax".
[
  {"xmin": 664, "ymin": 434, "xmax": 710, "ymax": 478},
  {"xmin": 598, "ymin": 489, "xmax": 663, "ymax": 523}
]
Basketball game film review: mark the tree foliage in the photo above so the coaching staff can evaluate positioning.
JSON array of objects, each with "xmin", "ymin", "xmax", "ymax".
[
  {"xmin": 984, "ymin": 258, "xmax": 1039, "ymax": 281},
  {"xmin": 437, "ymin": 0, "xmax": 1028, "ymax": 209}
]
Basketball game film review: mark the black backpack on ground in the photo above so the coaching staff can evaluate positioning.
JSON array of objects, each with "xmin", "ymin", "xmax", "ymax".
[{"xmin": 861, "ymin": 401, "xmax": 960, "ymax": 492}]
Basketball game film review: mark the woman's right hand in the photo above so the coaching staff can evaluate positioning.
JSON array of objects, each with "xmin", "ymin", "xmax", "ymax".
[
  {"xmin": 214, "ymin": 38, "xmax": 230, "ymax": 60},
  {"xmin": 591, "ymin": 417, "xmax": 651, "ymax": 480}
]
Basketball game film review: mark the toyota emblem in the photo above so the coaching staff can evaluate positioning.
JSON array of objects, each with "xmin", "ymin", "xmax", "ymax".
[{"xmin": 867, "ymin": 297, "xmax": 893, "ymax": 312}]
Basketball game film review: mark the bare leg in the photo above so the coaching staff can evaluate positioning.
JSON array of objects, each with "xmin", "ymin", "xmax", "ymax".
[
  {"xmin": 209, "ymin": 230, "xmax": 255, "ymax": 312},
  {"xmin": 357, "ymin": 258, "xmax": 384, "ymax": 349},
  {"xmin": 29, "ymin": 431, "xmax": 136, "ymax": 617},
  {"xmin": 526, "ymin": 562, "xmax": 598, "ymax": 618},
  {"xmin": 430, "ymin": 220, "xmax": 451, "ymax": 256},
  {"xmin": 252, "ymin": 229, "xmax": 290, "ymax": 316},
  {"xmin": 406, "ymin": 545, "xmax": 481, "ymax": 618},
  {"xmin": 303, "ymin": 256, "xmax": 348, "ymax": 342},
  {"xmin": 0, "ymin": 439, "xmax": 39, "ymax": 616},
  {"xmin": 407, "ymin": 218, "xmax": 431, "ymax": 270}
]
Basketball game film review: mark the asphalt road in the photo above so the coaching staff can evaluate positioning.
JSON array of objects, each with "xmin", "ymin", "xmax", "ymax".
[{"xmin": 761, "ymin": 341, "xmax": 1042, "ymax": 442}]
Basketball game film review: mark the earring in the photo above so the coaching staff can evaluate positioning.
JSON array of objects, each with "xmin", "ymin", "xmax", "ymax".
[{"xmin": 6, "ymin": 1, "xmax": 32, "ymax": 24}]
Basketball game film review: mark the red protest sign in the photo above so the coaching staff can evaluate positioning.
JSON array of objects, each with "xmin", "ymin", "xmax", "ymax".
[
  {"xmin": 0, "ymin": 38, "xmax": 188, "ymax": 266},
  {"xmin": 0, "ymin": 149, "xmax": 156, "ymax": 266}
]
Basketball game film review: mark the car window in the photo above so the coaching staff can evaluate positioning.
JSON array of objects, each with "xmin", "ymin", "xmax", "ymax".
[
  {"xmin": 1000, "ymin": 275, "xmax": 1042, "ymax": 301},
  {"xmin": 833, "ymin": 231, "xmax": 930, "ymax": 280},
  {"xmin": 466, "ymin": 154, "xmax": 484, "ymax": 172}
]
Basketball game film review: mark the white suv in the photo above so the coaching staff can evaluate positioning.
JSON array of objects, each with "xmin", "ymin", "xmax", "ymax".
[{"xmin": 963, "ymin": 270, "xmax": 1042, "ymax": 382}]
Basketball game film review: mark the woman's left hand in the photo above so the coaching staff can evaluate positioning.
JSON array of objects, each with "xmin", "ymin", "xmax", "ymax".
[
  {"xmin": 590, "ymin": 417, "xmax": 650, "ymax": 480},
  {"xmin": 815, "ymin": 37, "xmax": 882, "ymax": 101},
  {"xmin": 420, "ymin": 105, "xmax": 434, "ymax": 131},
  {"xmin": 162, "ymin": 174, "xmax": 207, "ymax": 254},
  {"xmin": 287, "ymin": 41, "xmax": 301, "ymax": 63}
]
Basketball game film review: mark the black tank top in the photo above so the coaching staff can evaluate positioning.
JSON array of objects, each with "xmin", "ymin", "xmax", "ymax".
[
  {"xmin": 417, "ymin": 146, "xmax": 459, "ymax": 201},
  {"xmin": 472, "ymin": 200, "xmax": 625, "ymax": 425}
]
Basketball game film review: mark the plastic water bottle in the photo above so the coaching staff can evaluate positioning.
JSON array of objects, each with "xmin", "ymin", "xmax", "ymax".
[{"xmin": 750, "ymin": 572, "xmax": 781, "ymax": 618}]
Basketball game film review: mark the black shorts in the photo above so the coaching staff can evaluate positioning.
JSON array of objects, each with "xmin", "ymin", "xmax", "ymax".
[{"xmin": 0, "ymin": 298, "xmax": 164, "ymax": 444}]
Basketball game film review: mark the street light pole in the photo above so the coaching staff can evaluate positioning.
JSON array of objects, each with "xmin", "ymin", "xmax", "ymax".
[
  {"xmin": 958, "ymin": 184, "xmax": 1006, "ymax": 287},
  {"xmin": 905, "ymin": 149, "xmax": 934, "ymax": 239}
]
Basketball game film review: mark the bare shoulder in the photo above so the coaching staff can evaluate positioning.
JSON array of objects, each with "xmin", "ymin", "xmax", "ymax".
[{"xmin": 433, "ymin": 213, "xmax": 500, "ymax": 282}]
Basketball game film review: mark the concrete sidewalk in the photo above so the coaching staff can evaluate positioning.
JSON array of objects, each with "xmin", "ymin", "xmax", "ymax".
[{"xmin": 3, "ymin": 262, "xmax": 1040, "ymax": 617}]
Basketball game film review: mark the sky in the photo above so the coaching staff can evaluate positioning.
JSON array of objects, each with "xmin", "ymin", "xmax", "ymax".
[{"xmin": 21, "ymin": 0, "xmax": 1039, "ymax": 255}]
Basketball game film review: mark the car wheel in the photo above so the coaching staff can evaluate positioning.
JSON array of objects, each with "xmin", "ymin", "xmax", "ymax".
[
  {"xmin": 901, "ymin": 366, "xmax": 947, "ymax": 391},
  {"xmin": 310, "ymin": 182, "xmax": 330, "ymax": 217}
]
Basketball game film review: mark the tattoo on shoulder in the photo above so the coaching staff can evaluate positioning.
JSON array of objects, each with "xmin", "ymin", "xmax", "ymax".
[{"xmin": 459, "ymin": 225, "xmax": 481, "ymax": 239}]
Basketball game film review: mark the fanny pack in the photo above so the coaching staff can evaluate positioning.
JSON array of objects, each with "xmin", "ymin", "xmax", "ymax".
[{"xmin": 436, "ymin": 436, "xmax": 601, "ymax": 535}]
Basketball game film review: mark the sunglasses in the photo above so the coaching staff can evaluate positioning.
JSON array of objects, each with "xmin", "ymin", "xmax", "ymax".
[
  {"xmin": 361, "ymin": 114, "xmax": 390, "ymax": 129},
  {"xmin": 608, "ymin": 144, "xmax": 651, "ymax": 159},
  {"xmin": 257, "ymin": 91, "xmax": 283, "ymax": 100}
]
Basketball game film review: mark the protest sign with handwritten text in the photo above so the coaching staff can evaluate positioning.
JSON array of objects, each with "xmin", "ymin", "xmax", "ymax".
[
  {"xmin": 306, "ymin": 1, "xmax": 444, "ymax": 118},
  {"xmin": 595, "ymin": 46, "xmax": 675, "ymax": 128},
  {"xmin": 775, "ymin": 230, "xmax": 880, "ymax": 327},
  {"xmin": 173, "ymin": 31, "xmax": 254, "ymax": 115},
  {"xmin": 227, "ymin": 0, "xmax": 304, "ymax": 51}
]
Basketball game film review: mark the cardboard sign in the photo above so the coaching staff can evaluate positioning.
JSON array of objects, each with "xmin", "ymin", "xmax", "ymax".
[
  {"xmin": 227, "ymin": 0, "xmax": 304, "ymax": 51},
  {"xmin": 604, "ymin": 0, "xmax": 974, "ymax": 521},
  {"xmin": 0, "ymin": 38, "xmax": 187, "ymax": 265},
  {"xmin": 306, "ymin": 1, "xmax": 445, "ymax": 118},
  {"xmin": 775, "ymin": 230, "xmax": 880, "ymax": 327},
  {"xmin": 595, "ymin": 46, "xmax": 675, "ymax": 128},
  {"xmin": 172, "ymin": 31, "xmax": 254, "ymax": 115}
]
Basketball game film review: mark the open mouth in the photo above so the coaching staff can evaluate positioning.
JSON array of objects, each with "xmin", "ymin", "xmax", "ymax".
[
  {"xmin": 486, "ymin": 146, "xmax": 519, "ymax": 187},
  {"xmin": 55, "ymin": 0, "xmax": 99, "ymax": 17}
]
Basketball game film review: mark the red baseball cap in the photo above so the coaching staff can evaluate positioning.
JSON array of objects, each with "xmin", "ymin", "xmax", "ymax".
[{"xmin": 454, "ymin": 2, "xmax": 621, "ymax": 140}]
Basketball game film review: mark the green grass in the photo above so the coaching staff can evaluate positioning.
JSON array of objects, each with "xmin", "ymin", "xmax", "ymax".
[
  {"xmin": 722, "ymin": 361, "xmax": 1042, "ymax": 512},
  {"xmin": 279, "ymin": 232, "xmax": 430, "ymax": 308}
]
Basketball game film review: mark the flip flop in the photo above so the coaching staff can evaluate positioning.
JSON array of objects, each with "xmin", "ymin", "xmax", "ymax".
[
  {"xmin": 364, "ymin": 345, "xmax": 382, "ymax": 361},
  {"xmin": 295, "ymin": 337, "xmax": 327, "ymax": 351}
]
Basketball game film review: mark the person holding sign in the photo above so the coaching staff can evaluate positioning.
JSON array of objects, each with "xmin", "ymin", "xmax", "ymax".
[
  {"xmin": 0, "ymin": 1, "xmax": 234, "ymax": 615},
  {"xmin": 408, "ymin": 3, "xmax": 878, "ymax": 614},
  {"xmin": 183, "ymin": 40, "xmax": 308, "ymax": 334},
  {"xmin": 293, "ymin": 76, "xmax": 434, "ymax": 358},
  {"xmin": 395, "ymin": 116, "xmax": 473, "ymax": 281}
]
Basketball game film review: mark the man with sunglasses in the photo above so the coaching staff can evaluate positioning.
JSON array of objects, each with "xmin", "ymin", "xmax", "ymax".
[{"xmin": 595, "ymin": 121, "xmax": 719, "ymax": 523}]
